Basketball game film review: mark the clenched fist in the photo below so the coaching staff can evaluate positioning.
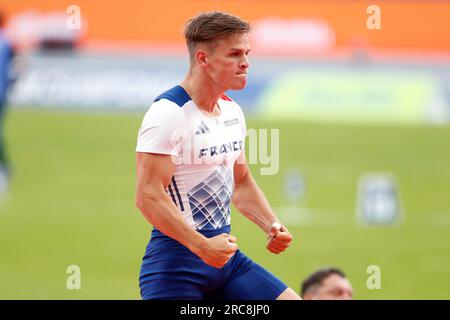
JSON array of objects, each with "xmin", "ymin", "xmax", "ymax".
[
  {"xmin": 197, "ymin": 233, "xmax": 238, "ymax": 268},
  {"xmin": 266, "ymin": 222, "xmax": 293, "ymax": 254}
]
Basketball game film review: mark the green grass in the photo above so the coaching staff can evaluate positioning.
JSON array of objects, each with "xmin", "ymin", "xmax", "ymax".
[{"xmin": 0, "ymin": 109, "xmax": 449, "ymax": 299}]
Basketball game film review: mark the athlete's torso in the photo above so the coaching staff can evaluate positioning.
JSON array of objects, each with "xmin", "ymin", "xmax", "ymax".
[{"xmin": 136, "ymin": 85, "xmax": 246, "ymax": 231}]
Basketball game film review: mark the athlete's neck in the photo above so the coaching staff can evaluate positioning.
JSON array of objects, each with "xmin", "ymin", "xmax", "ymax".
[{"xmin": 180, "ymin": 73, "xmax": 224, "ymax": 114}]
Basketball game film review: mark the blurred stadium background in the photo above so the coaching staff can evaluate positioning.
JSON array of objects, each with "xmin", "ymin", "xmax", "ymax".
[{"xmin": 0, "ymin": 0, "xmax": 449, "ymax": 299}]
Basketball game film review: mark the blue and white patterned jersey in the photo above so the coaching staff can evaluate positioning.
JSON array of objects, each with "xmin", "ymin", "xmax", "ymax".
[{"xmin": 136, "ymin": 85, "xmax": 246, "ymax": 231}]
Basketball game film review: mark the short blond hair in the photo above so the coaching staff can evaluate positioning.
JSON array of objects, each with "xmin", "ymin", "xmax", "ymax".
[{"xmin": 184, "ymin": 11, "xmax": 250, "ymax": 59}]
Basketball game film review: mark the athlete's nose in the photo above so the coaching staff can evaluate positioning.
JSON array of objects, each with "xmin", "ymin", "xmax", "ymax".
[{"xmin": 240, "ymin": 54, "xmax": 250, "ymax": 70}]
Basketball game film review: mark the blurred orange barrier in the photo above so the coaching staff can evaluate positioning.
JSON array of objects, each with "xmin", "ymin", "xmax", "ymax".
[{"xmin": 2, "ymin": 0, "xmax": 450, "ymax": 52}]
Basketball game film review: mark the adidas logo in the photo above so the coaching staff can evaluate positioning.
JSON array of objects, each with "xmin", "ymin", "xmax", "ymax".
[{"xmin": 195, "ymin": 121, "xmax": 211, "ymax": 135}]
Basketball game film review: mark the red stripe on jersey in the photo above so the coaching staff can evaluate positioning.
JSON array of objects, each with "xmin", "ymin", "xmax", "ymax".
[{"xmin": 221, "ymin": 94, "xmax": 232, "ymax": 101}]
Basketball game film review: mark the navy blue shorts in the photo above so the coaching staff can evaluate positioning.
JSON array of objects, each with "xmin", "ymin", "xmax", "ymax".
[{"xmin": 139, "ymin": 225, "xmax": 288, "ymax": 300}]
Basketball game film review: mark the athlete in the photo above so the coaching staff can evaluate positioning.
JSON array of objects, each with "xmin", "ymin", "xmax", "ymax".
[
  {"xmin": 0, "ymin": 10, "xmax": 14, "ymax": 196},
  {"xmin": 135, "ymin": 11, "xmax": 301, "ymax": 300}
]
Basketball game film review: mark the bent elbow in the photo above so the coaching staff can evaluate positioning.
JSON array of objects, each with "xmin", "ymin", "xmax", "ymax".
[
  {"xmin": 135, "ymin": 193, "xmax": 159, "ymax": 225},
  {"xmin": 135, "ymin": 192, "xmax": 155, "ymax": 212}
]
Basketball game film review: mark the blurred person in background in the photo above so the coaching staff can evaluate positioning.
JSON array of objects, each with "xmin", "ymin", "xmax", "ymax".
[
  {"xmin": 301, "ymin": 267, "xmax": 353, "ymax": 300},
  {"xmin": 0, "ymin": 9, "xmax": 14, "ymax": 196},
  {"xmin": 135, "ymin": 11, "xmax": 300, "ymax": 300}
]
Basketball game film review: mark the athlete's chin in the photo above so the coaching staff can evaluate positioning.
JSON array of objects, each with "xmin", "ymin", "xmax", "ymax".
[{"xmin": 229, "ymin": 80, "xmax": 247, "ymax": 91}]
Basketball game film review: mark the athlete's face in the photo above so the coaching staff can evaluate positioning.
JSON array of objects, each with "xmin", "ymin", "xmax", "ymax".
[{"xmin": 202, "ymin": 33, "xmax": 251, "ymax": 91}]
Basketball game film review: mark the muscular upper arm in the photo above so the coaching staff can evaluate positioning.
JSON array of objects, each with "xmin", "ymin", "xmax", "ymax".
[
  {"xmin": 135, "ymin": 152, "xmax": 175, "ymax": 202},
  {"xmin": 233, "ymin": 151, "xmax": 250, "ymax": 186}
]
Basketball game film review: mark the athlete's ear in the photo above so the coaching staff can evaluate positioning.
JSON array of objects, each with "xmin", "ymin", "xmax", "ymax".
[{"xmin": 196, "ymin": 50, "xmax": 208, "ymax": 67}]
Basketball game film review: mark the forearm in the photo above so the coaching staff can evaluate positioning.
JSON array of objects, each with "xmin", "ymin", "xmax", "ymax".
[
  {"xmin": 136, "ymin": 191, "xmax": 207, "ymax": 255},
  {"xmin": 232, "ymin": 172, "xmax": 280, "ymax": 234}
]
